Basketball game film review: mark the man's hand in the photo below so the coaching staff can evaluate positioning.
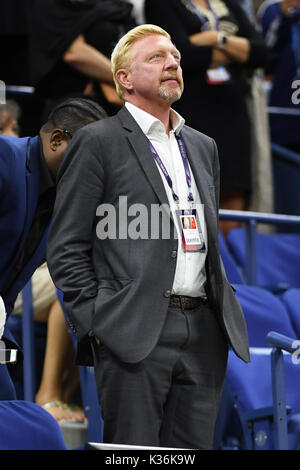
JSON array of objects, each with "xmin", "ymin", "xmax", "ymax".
[{"xmin": 0, "ymin": 296, "xmax": 6, "ymax": 340}]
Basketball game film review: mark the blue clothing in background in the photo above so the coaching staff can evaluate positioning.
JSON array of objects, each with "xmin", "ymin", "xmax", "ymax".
[{"xmin": 258, "ymin": 0, "xmax": 300, "ymax": 149}]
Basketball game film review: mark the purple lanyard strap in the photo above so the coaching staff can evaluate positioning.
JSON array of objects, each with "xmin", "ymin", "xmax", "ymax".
[{"xmin": 147, "ymin": 134, "xmax": 194, "ymax": 203}]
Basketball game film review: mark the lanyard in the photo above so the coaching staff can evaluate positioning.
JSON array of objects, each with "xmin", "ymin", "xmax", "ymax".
[
  {"xmin": 185, "ymin": 0, "xmax": 220, "ymax": 31},
  {"xmin": 147, "ymin": 134, "xmax": 194, "ymax": 203}
]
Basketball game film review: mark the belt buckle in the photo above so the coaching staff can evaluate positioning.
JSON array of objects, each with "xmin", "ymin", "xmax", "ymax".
[{"xmin": 180, "ymin": 296, "xmax": 191, "ymax": 309}]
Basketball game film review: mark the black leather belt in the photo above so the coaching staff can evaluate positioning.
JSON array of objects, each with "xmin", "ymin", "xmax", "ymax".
[{"xmin": 169, "ymin": 295, "xmax": 207, "ymax": 310}]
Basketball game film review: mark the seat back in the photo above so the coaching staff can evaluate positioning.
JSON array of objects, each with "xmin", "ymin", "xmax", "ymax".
[
  {"xmin": 215, "ymin": 285, "xmax": 300, "ymax": 449},
  {"xmin": 57, "ymin": 289, "xmax": 103, "ymax": 442},
  {"xmin": 0, "ymin": 400, "xmax": 67, "ymax": 450},
  {"xmin": 280, "ymin": 288, "xmax": 300, "ymax": 338},
  {"xmin": 228, "ymin": 347, "xmax": 300, "ymax": 412},
  {"xmin": 227, "ymin": 229, "xmax": 300, "ymax": 289},
  {"xmin": 218, "ymin": 231, "xmax": 245, "ymax": 284},
  {"xmin": 216, "ymin": 348, "xmax": 300, "ymax": 449},
  {"xmin": 234, "ymin": 285, "xmax": 296, "ymax": 347}
]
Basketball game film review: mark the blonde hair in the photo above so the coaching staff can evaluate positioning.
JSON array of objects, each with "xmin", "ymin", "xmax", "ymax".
[{"xmin": 111, "ymin": 24, "xmax": 171, "ymax": 99}]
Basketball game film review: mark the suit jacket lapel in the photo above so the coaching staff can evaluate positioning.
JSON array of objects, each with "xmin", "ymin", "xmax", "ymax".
[
  {"xmin": 180, "ymin": 128, "xmax": 222, "ymax": 285},
  {"xmin": 180, "ymin": 128, "xmax": 218, "ymax": 241},
  {"xmin": 117, "ymin": 108, "xmax": 218, "ymax": 241},
  {"xmin": 118, "ymin": 106, "xmax": 170, "ymax": 209}
]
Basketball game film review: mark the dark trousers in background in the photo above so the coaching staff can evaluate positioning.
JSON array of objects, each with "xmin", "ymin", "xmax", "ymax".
[{"xmin": 92, "ymin": 302, "xmax": 228, "ymax": 449}]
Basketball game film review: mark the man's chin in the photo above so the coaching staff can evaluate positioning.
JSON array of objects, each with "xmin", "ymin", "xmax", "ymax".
[{"xmin": 158, "ymin": 86, "xmax": 183, "ymax": 103}]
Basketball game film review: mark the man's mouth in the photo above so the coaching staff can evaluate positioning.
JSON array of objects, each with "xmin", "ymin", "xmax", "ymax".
[{"xmin": 161, "ymin": 77, "xmax": 179, "ymax": 83}]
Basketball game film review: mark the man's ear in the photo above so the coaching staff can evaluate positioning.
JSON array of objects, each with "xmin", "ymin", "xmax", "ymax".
[
  {"xmin": 116, "ymin": 68, "xmax": 133, "ymax": 94},
  {"xmin": 49, "ymin": 129, "xmax": 68, "ymax": 151}
]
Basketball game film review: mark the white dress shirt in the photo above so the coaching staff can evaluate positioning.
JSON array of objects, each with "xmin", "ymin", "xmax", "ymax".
[{"xmin": 125, "ymin": 102, "xmax": 207, "ymax": 298}]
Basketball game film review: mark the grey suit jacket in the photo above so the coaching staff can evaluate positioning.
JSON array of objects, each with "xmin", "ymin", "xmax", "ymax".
[{"xmin": 47, "ymin": 106, "xmax": 250, "ymax": 365}]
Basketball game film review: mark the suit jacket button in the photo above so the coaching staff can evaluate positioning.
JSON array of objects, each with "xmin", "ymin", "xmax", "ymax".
[
  {"xmin": 171, "ymin": 250, "xmax": 177, "ymax": 258},
  {"xmin": 164, "ymin": 289, "xmax": 171, "ymax": 298}
]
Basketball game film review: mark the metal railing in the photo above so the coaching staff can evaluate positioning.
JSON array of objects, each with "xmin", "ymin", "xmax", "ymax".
[
  {"xmin": 271, "ymin": 143, "xmax": 300, "ymax": 166},
  {"xmin": 266, "ymin": 331, "xmax": 300, "ymax": 450}
]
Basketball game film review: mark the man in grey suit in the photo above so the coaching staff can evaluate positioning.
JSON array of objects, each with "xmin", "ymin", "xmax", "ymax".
[{"xmin": 47, "ymin": 24, "xmax": 249, "ymax": 449}]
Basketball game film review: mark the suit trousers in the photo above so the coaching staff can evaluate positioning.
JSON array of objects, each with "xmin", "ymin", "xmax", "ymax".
[{"xmin": 91, "ymin": 301, "xmax": 228, "ymax": 449}]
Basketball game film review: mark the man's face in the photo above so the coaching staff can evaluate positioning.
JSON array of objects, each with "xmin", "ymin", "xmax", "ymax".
[{"xmin": 124, "ymin": 34, "xmax": 184, "ymax": 105}]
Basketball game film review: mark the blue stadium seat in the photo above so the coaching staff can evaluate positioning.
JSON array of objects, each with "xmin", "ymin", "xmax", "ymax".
[
  {"xmin": 215, "ymin": 285, "xmax": 300, "ymax": 450},
  {"xmin": 219, "ymin": 231, "xmax": 245, "ymax": 284},
  {"xmin": 227, "ymin": 228, "xmax": 300, "ymax": 290},
  {"xmin": 280, "ymin": 289, "xmax": 300, "ymax": 338},
  {"xmin": 0, "ymin": 365, "xmax": 17, "ymax": 400},
  {"xmin": 56, "ymin": 290, "xmax": 103, "ymax": 443},
  {"xmin": 215, "ymin": 348, "xmax": 300, "ymax": 450},
  {"xmin": 78, "ymin": 366, "xmax": 103, "ymax": 442},
  {"xmin": 0, "ymin": 400, "xmax": 67, "ymax": 450},
  {"xmin": 234, "ymin": 285, "xmax": 296, "ymax": 347}
]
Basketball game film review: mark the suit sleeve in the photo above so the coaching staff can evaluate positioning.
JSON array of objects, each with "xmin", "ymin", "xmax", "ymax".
[
  {"xmin": 0, "ymin": 139, "xmax": 15, "ymax": 197},
  {"xmin": 47, "ymin": 126, "xmax": 105, "ymax": 343}
]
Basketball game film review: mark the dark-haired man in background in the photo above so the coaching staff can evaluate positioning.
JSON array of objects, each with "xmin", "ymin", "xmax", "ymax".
[{"xmin": 0, "ymin": 97, "xmax": 106, "ymax": 399}]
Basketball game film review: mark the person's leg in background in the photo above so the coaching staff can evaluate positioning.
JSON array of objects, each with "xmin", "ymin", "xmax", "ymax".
[{"xmin": 35, "ymin": 299, "xmax": 85, "ymax": 422}]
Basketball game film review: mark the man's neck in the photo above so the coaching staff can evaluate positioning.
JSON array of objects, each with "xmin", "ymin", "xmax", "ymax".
[{"xmin": 126, "ymin": 98, "xmax": 172, "ymax": 134}]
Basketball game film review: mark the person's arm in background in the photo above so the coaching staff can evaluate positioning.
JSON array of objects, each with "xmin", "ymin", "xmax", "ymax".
[
  {"xmin": 189, "ymin": 30, "xmax": 250, "ymax": 64},
  {"xmin": 225, "ymin": 0, "xmax": 268, "ymax": 68},
  {"xmin": 190, "ymin": 0, "xmax": 268, "ymax": 66},
  {"xmin": 63, "ymin": 34, "xmax": 114, "ymax": 84},
  {"xmin": 145, "ymin": 0, "xmax": 229, "ymax": 70},
  {"xmin": 146, "ymin": 0, "xmax": 267, "ymax": 69}
]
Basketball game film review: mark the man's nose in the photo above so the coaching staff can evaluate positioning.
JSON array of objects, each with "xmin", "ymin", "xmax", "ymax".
[{"xmin": 165, "ymin": 53, "xmax": 179, "ymax": 69}]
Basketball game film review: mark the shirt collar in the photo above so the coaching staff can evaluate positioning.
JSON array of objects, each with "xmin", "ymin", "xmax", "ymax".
[{"xmin": 125, "ymin": 102, "xmax": 185, "ymax": 137}]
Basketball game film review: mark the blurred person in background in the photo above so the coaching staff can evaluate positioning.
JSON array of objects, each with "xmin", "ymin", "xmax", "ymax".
[
  {"xmin": 0, "ymin": 100, "xmax": 21, "ymax": 137},
  {"xmin": 28, "ymin": 0, "xmax": 136, "ymax": 120},
  {"xmin": 258, "ymin": 0, "xmax": 300, "ymax": 153},
  {"xmin": 146, "ymin": 0, "xmax": 268, "ymax": 236},
  {"xmin": 0, "ymin": 97, "xmax": 106, "ymax": 400}
]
